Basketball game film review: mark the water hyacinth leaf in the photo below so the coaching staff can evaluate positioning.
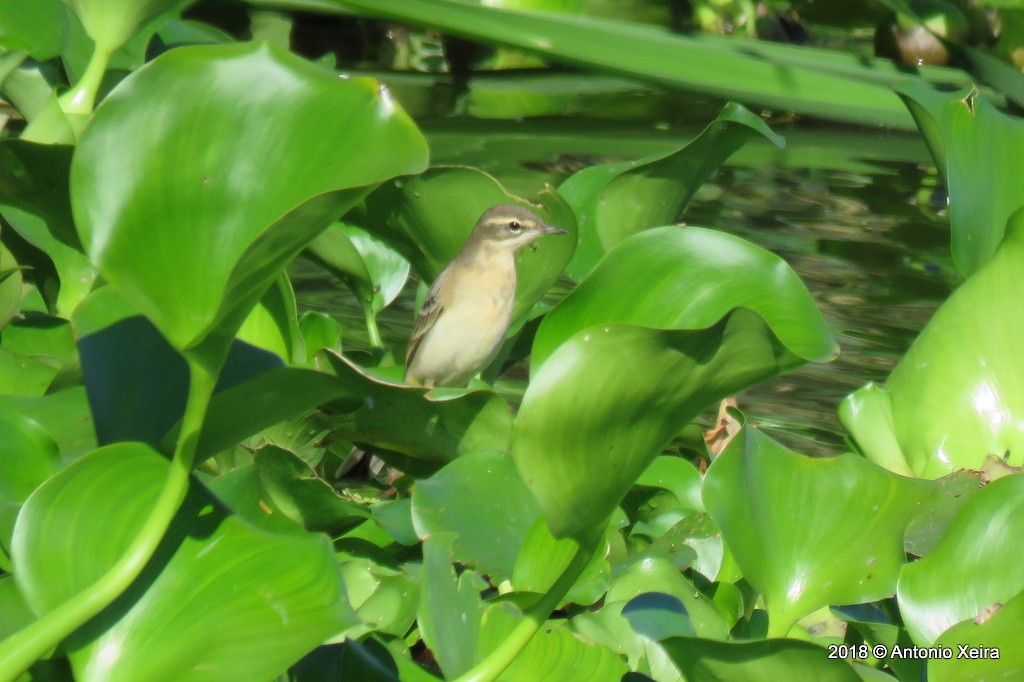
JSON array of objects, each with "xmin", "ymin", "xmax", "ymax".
[
  {"xmin": 11, "ymin": 443, "xmax": 354, "ymax": 681},
  {"xmin": 569, "ymin": 603, "xmax": 682, "ymax": 682},
  {"xmin": 0, "ymin": 387, "xmax": 95, "ymax": 462},
  {"xmin": 75, "ymin": 306, "xmax": 283, "ymax": 449},
  {"xmin": 320, "ymin": 350, "xmax": 514, "ymax": 462},
  {"xmin": 841, "ymin": 210, "xmax": 1024, "ymax": 478},
  {"xmin": 290, "ymin": 638, "xmax": 441, "ymax": 682},
  {"xmin": 185, "ymin": 365, "xmax": 358, "ymax": 462},
  {"xmin": 0, "ymin": 412, "xmax": 60, "ymax": 564},
  {"xmin": 634, "ymin": 455, "xmax": 705, "ymax": 513},
  {"xmin": 703, "ymin": 427, "xmax": 936, "ymax": 637},
  {"xmin": 560, "ymin": 102, "xmax": 783, "ymax": 279},
  {"xmin": 306, "ymin": 221, "xmax": 411, "ymax": 315},
  {"xmin": 417, "ymin": 533, "xmax": 485, "ymax": 679},
  {"xmin": 607, "ymin": 556, "xmax": 729, "ymax": 639},
  {"xmin": 316, "ymin": 0, "xmax": 916, "ymax": 129},
  {"xmin": 0, "ymin": 239, "xmax": 20, "ymax": 330},
  {"xmin": 929, "ymin": 589, "xmax": 1024, "ymax": 681},
  {"xmin": 62, "ymin": 0, "xmax": 194, "ymax": 52},
  {"xmin": 363, "ymin": 166, "xmax": 577, "ymax": 320},
  {"xmin": 656, "ymin": 637, "xmax": 862, "ymax": 682},
  {"xmin": 512, "ymin": 516, "xmax": 610, "ymax": 607},
  {"xmin": 0, "ymin": 576, "xmax": 34, "ymax": 641},
  {"xmin": 236, "ymin": 273, "xmax": 303, "ymax": 363},
  {"xmin": 897, "ymin": 473, "xmax": 1024, "ymax": 646},
  {"xmin": 477, "ymin": 602, "xmax": 629, "ymax": 682},
  {"xmin": 412, "ymin": 449, "xmax": 539, "ymax": 582},
  {"xmin": 72, "ymin": 42, "xmax": 428, "ymax": 354},
  {"xmin": 531, "ymin": 226, "xmax": 836, "ymax": 369},
  {"xmin": 338, "ymin": 556, "xmax": 419, "ymax": 638},
  {"xmin": 252, "ymin": 445, "xmax": 368, "ymax": 534},
  {"xmin": 897, "ymin": 83, "xmax": 1024, "ymax": 276},
  {"xmin": 299, "ymin": 311, "xmax": 342, "ymax": 363},
  {"xmin": 0, "ymin": 0, "xmax": 66, "ymax": 59},
  {"xmin": 0, "ymin": 141, "xmax": 78, "ymax": 250},
  {"xmin": 622, "ymin": 592, "xmax": 695, "ymax": 641},
  {"xmin": 516, "ymin": 228, "xmax": 835, "ymax": 539}
]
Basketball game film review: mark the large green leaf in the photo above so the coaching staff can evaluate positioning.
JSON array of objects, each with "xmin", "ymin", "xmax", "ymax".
[
  {"xmin": 0, "ymin": 412, "xmax": 60, "ymax": 570},
  {"xmin": 0, "ymin": 387, "xmax": 96, "ymax": 462},
  {"xmin": 897, "ymin": 473, "xmax": 1024, "ymax": 645},
  {"xmin": 559, "ymin": 102, "xmax": 783, "ymax": 279},
  {"xmin": 412, "ymin": 449, "xmax": 540, "ymax": 582},
  {"xmin": 897, "ymin": 83, "xmax": 1024, "ymax": 276},
  {"xmin": 71, "ymin": 42, "xmax": 428, "ymax": 354},
  {"xmin": 477, "ymin": 602, "xmax": 629, "ymax": 682},
  {"xmin": 11, "ymin": 443, "xmax": 355, "ymax": 681},
  {"xmin": 320, "ymin": 351, "xmax": 514, "ymax": 462},
  {"xmin": 363, "ymin": 166, "xmax": 577, "ymax": 321},
  {"xmin": 531, "ymin": 226, "xmax": 835, "ymax": 369},
  {"xmin": 298, "ymin": 0, "xmax": 924, "ymax": 129},
  {"xmin": 0, "ymin": 0, "xmax": 66, "ymax": 59},
  {"xmin": 704, "ymin": 426, "xmax": 936, "ymax": 636},
  {"xmin": 62, "ymin": 0, "xmax": 194, "ymax": 52},
  {"xmin": 840, "ymin": 209, "xmax": 1024, "ymax": 478},
  {"xmin": 929, "ymin": 589, "xmax": 1024, "ymax": 681},
  {"xmin": 515, "ymin": 227, "xmax": 835, "ymax": 539},
  {"xmin": 417, "ymin": 533, "xmax": 486, "ymax": 679},
  {"xmin": 654, "ymin": 637, "xmax": 863, "ymax": 682}
]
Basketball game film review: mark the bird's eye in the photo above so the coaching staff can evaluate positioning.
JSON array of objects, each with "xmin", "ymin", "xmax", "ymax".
[{"xmin": 507, "ymin": 220, "xmax": 522, "ymax": 233}]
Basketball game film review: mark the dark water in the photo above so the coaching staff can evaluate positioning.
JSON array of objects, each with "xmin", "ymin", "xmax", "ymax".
[{"xmin": 290, "ymin": 113, "xmax": 956, "ymax": 457}]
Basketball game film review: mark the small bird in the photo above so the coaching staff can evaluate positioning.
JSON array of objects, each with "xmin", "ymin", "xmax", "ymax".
[{"xmin": 405, "ymin": 204, "xmax": 568, "ymax": 388}]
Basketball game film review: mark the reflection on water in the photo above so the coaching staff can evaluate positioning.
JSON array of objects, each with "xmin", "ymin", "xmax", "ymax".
[{"xmin": 290, "ymin": 118, "xmax": 955, "ymax": 457}]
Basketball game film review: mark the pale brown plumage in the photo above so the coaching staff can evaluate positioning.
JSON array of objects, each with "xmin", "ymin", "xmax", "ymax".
[{"xmin": 404, "ymin": 204, "xmax": 567, "ymax": 388}]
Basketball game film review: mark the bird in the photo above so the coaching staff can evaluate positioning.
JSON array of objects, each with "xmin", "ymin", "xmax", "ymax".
[{"xmin": 404, "ymin": 204, "xmax": 568, "ymax": 388}]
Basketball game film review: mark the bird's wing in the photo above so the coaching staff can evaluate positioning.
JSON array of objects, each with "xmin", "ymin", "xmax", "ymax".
[{"xmin": 406, "ymin": 273, "xmax": 447, "ymax": 368}]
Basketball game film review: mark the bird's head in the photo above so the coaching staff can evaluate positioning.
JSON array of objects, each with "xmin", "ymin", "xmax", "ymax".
[{"xmin": 469, "ymin": 204, "xmax": 568, "ymax": 252}]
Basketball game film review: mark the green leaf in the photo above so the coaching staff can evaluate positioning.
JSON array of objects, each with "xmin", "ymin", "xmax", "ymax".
[
  {"xmin": 897, "ymin": 473, "xmax": 1024, "ymax": 645},
  {"xmin": 656, "ymin": 637, "xmax": 862, "ymax": 682},
  {"xmin": 477, "ymin": 602, "xmax": 629, "ymax": 682},
  {"xmin": 75, "ymin": 309, "xmax": 283, "ymax": 448},
  {"xmin": 0, "ymin": 412, "xmax": 60, "ymax": 570},
  {"xmin": 252, "ymin": 445, "xmax": 368, "ymax": 533},
  {"xmin": 71, "ymin": 42, "xmax": 428, "ymax": 354},
  {"xmin": 313, "ymin": 0, "xmax": 921, "ymax": 129},
  {"xmin": 929, "ymin": 589, "xmax": 1024, "ymax": 681},
  {"xmin": 607, "ymin": 555, "xmax": 729, "ymax": 640},
  {"xmin": 320, "ymin": 351, "xmax": 514, "ymax": 462},
  {"xmin": 559, "ymin": 102, "xmax": 783, "ymax": 279},
  {"xmin": 290, "ymin": 638, "xmax": 441, "ymax": 682},
  {"xmin": 704, "ymin": 427, "xmax": 936, "ymax": 636},
  {"xmin": 307, "ymin": 220, "xmax": 411, "ymax": 314},
  {"xmin": 61, "ymin": 0, "xmax": 194, "ymax": 52},
  {"xmin": 417, "ymin": 533, "xmax": 486, "ymax": 679},
  {"xmin": 512, "ymin": 517, "xmax": 609, "ymax": 607},
  {"xmin": 515, "ymin": 227, "xmax": 835, "ymax": 539},
  {"xmin": 0, "ymin": 386, "xmax": 96, "ymax": 462},
  {"xmin": 338, "ymin": 556, "xmax": 419, "ymax": 637},
  {"xmin": 0, "ymin": 0, "xmax": 67, "ymax": 59},
  {"xmin": 897, "ymin": 83, "xmax": 1024, "ymax": 276},
  {"xmin": 840, "ymin": 210, "xmax": 1024, "ymax": 477},
  {"xmin": 364, "ymin": 166, "xmax": 577, "ymax": 321},
  {"xmin": 412, "ymin": 449, "xmax": 539, "ymax": 582},
  {"xmin": 299, "ymin": 311, "xmax": 343, "ymax": 363},
  {"xmin": 0, "ymin": 576, "xmax": 34, "ymax": 642},
  {"xmin": 0, "ymin": 242, "xmax": 21, "ymax": 331},
  {"xmin": 11, "ymin": 442, "xmax": 355, "ymax": 680},
  {"xmin": 531, "ymin": 226, "xmax": 836, "ymax": 370},
  {"xmin": 622, "ymin": 592, "xmax": 697, "ymax": 643}
]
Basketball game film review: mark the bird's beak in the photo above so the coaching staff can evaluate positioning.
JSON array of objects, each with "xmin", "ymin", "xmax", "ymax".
[{"xmin": 528, "ymin": 225, "xmax": 568, "ymax": 252}]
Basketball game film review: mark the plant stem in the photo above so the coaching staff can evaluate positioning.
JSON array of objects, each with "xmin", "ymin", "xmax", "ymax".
[
  {"xmin": 363, "ymin": 302, "xmax": 384, "ymax": 350},
  {"xmin": 454, "ymin": 532, "xmax": 600, "ymax": 682},
  {"xmin": 58, "ymin": 42, "xmax": 110, "ymax": 116},
  {"xmin": 0, "ymin": 355, "xmax": 221, "ymax": 681}
]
